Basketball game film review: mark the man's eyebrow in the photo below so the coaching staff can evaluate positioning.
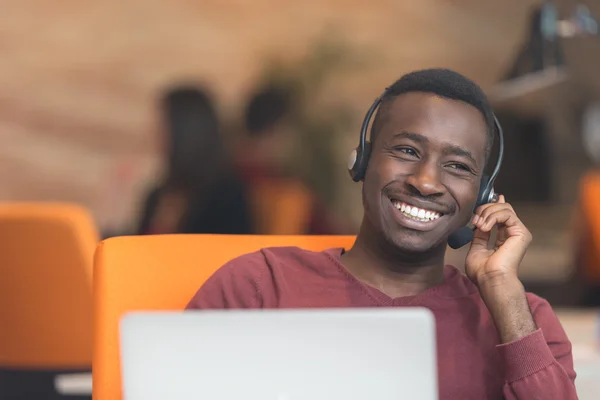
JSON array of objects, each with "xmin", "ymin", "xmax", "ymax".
[
  {"xmin": 442, "ymin": 144, "xmax": 478, "ymax": 168},
  {"xmin": 389, "ymin": 131, "xmax": 428, "ymax": 144}
]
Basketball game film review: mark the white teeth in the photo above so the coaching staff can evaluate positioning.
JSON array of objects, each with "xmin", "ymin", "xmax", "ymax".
[{"xmin": 391, "ymin": 200, "xmax": 442, "ymax": 222}]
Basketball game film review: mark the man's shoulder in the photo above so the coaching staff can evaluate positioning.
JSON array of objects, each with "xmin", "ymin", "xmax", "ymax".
[
  {"xmin": 186, "ymin": 246, "xmax": 339, "ymax": 309},
  {"xmin": 219, "ymin": 246, "xmax": 336, "ymax": 274}
]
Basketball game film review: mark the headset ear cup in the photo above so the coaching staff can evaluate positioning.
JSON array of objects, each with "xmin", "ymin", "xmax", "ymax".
[
  {"xmin": 476, "ymin": 175, "xmax": 491, "ymax": 208},
  {"xmin": 347, "ymin": 148, "xmax": 359, "ymax": 180},
  {"xmin": 362, "ymin": 141, "xmax": 372, "ymax": 175},
  {"xmin": 353, "ymin": 141, "xmax": 371, "ymax": 182},
  {"xmin": 348, "ymin": 149, "xmax": 363, "ymax": 182}
]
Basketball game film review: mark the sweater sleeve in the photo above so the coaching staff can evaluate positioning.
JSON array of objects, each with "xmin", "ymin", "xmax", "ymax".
[
  {"xmin": 185, "ymin": 251, "xmax": 267, "ymax": 309},
  {"xmin": 498, "ymin": 295, "xmax": 578, "ymax": 399}
]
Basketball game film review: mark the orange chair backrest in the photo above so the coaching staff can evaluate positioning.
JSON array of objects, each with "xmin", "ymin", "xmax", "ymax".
[
  {"xmin": 579, "ymin": 171, "xmax": 600, "ymax": 282},
  {"xmin": 92, "ymin": 234, "xmax": 356, "ymax": 400},
  {"xmin": 0, "ymin": 202, "xmax": 98, "ymax": 368}
]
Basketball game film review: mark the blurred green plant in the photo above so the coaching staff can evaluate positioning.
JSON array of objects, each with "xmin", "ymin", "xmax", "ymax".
[{"xmin": 254, "ymin": 30, "xmax": 369, "ymax": 207}]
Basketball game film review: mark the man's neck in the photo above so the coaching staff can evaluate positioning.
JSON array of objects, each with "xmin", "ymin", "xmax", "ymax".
[{"xmin": 341, "ymin": 225, "xmax": 446, "ymax": 299}]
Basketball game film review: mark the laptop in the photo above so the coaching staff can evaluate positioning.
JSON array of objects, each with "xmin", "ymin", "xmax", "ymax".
[{"xmin": 119, "ymin": 308, "xmax": 438, "ymax": 400}]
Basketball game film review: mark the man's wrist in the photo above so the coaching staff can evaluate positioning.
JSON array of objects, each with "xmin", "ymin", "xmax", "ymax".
[
  {"xmin": 478, "ymin": 275, "xmax": 526, "ymax": 312},
  {"xmin": 477, "ymin": 274, "xmax": 537, "ymax": 343},
  {"xmin": 475, "ymin": 271, "xmax": 520, "ymax": 289}
]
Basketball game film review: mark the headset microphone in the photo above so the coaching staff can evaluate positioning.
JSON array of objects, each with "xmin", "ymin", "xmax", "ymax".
[
  {"xmin": 447, "ymin": 227, "xmax": 475, "ymax": 250},
  {"xmin": 348, "ymin": 89, "xmax": 504, "ymax": 249}
]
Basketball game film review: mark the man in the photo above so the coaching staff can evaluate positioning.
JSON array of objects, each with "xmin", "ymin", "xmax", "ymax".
[{"xmin": 187, "ymin": 69, "xmax": 577, "ymax": 399}]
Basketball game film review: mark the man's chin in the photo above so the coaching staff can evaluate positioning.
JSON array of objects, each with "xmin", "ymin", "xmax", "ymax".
[{"xmin": 385, "ymin": 230, "xmax": 448, "ymax": 255}]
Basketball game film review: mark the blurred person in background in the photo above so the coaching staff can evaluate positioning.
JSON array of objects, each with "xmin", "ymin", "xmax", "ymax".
[
  {"xmin": 572, "ymin": 102, "xmax": 600, "ymax": 306},
  {"xmin": 136, "ymin": 84, "xmax": 253, "ymax": 235},
  {"xmin": 234, "ymin": 84, "xmax": 340, "ymax": 234}
]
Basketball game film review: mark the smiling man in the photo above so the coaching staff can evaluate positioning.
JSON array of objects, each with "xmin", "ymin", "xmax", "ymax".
[{"xmin": 186, "ymin": 69, "xmax": 577, "ymax": 399}]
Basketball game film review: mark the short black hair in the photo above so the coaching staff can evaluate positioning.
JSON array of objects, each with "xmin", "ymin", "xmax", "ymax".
[
  {"xmin": 244, "ymin": 84, "xmax": 292, "ymax": 136},
  {"xmin": 371, "ymin": 68, "xmax": 495, "ymax": 159}
]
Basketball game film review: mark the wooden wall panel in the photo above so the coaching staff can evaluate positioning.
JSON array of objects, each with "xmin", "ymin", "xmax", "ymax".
[{"xmin": 0, "ymin": 0, "xmax": 541, "ymax": 232}]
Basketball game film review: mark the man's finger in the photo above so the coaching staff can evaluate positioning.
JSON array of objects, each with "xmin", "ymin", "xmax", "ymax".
[
  {"xmin": 475, "ymin": 204, "xmax": 514, "ymax": 224},
  {"xmin": 468, "ymin": 226, "xmax": 491, "ymax": 252},
  {"xmin": 476, "ymin": 209, "xmax": 522, "ymax": 232},
  {"xmin": 474, "ymin": 195, "xmax": 513, "ymax": 218}
]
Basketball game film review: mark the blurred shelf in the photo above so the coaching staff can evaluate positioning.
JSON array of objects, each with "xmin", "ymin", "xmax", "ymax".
[
  {"xmin": 489, "ymin": 66, "xmax": 574, "ymax": 118},
  {"xmin": 561, "ymin": 36, "xmax": 600, "ymax": 100}
]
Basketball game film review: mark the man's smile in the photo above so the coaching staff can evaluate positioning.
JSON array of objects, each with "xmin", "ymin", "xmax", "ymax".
[{"xmin": 388, "ymin": 198, "xmax": 449, "ymax": 231}]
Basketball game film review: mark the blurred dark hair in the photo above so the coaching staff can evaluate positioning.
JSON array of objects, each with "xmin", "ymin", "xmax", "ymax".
[
  {"xmin": 161, "ymin": 84, "xmax": 219, "ymax": 138},
  {"xmin": 159, "ymin": 84, "xmax": 227, "ymax": 186},
  {"xmin": 244, "ymin": 84, "xmax": 292, "ymax": 136}
]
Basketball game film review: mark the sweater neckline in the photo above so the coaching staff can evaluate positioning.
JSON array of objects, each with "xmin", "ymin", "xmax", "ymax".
[{"xmin": 323, "ymin": 248, "xmax": 478, "ymax": 306}]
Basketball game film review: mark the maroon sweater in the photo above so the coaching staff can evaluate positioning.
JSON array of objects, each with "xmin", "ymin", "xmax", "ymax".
[{"xmin": 186, "ymin": 247, "xmax": 578, "ymax": 399}]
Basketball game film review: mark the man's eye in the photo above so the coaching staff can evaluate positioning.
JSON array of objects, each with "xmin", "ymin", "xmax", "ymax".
[
  {"xmin": 448, "ymin": 163, "xmax": 471, "ymax": 172},
  {"xmin": 396, "ymin": 147, "xmax": 417, "ymax": 157}
]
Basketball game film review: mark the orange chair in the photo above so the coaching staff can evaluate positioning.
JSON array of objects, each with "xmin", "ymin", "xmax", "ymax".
[
  {"xmin": 577, "ymin": 171, "xmax": 600, "ymax": 284},
  {"xmin": 0, "ymin": 202, "xmax": 98, "ymax": 395},
  {"xmin": 92, "ymin": 234, "xmax": 356, "ymax": 400}
]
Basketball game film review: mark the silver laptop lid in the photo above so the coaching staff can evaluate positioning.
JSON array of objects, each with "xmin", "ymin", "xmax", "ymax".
[{"xmin": 120, "ymin": 308, "xmax": 438, "ymax": 400}]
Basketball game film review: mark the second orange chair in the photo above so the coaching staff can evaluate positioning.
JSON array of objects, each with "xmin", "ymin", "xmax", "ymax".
[{"xmin": 0, "ymin": 202, "xmax": 98, "ymax": 399}]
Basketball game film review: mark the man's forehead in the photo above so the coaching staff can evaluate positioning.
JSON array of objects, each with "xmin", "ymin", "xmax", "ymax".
[{"xmin": 378, "ymin": 93, "xmax": 488, "ymax": 151}]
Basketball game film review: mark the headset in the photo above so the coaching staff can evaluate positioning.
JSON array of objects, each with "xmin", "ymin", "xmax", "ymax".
[{"xmin": 347, "ymin": 89, "xmax": 505, "ymax": 249}]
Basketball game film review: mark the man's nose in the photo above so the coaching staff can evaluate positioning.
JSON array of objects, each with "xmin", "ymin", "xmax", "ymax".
[{"xmin": 405, "ymin": 163, "xmax": 445, "ymax": 197}]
